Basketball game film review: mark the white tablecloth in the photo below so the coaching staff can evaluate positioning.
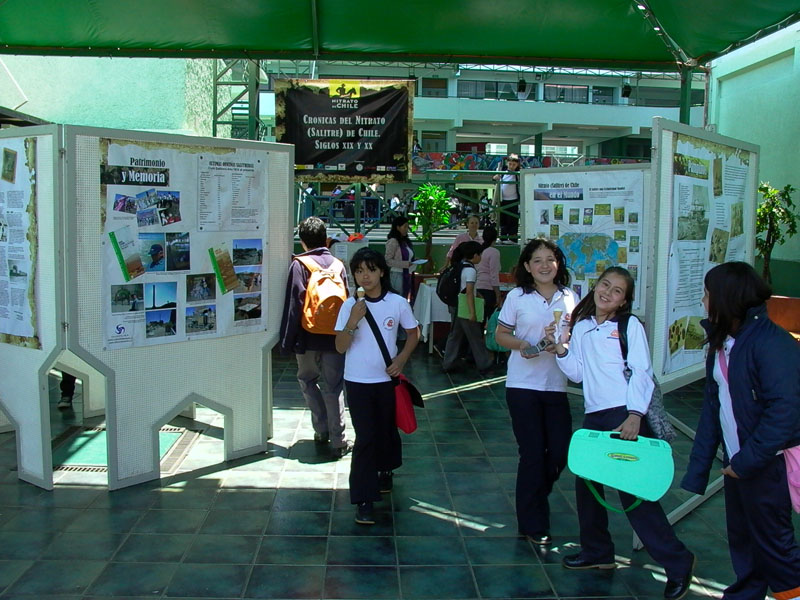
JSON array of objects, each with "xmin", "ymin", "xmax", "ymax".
[{"xmin": 413, "ymin": 282, "xmax": 452, "ymax": 349}]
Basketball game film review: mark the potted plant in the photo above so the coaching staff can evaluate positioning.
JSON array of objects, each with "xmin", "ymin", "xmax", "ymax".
[
  {"xmin": 756, "ymin": 182, "xmax": 797, "ymax": 284},
  {"xmin": 408, "ymin": 183, "xmax": 451, "ymax": 273}
]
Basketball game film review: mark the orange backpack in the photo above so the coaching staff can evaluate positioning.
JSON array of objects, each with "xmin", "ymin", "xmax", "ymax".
[{"xmin": 295, "ymin": 255, "xmax": 347, "ymax": 335}]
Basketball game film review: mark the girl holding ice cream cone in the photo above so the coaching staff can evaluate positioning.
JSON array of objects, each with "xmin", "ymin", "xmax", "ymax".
[{"xmin": 494, "ymin": 238, "xmax": 579, "ymax": 545}]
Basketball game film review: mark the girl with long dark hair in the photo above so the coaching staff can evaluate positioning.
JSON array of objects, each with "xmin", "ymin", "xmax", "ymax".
[
  {"xmin": 551, "ymin": 266, "xmax": 694, "ymax": 599},
  {"xmin": 476, "ymin": 225, "xmax": 501, "ymax": 320},
  {"xmin": 682, "ymin": 262, "xmax": 800, "ymax": 600},
  {"xmin": 335, "ymin": 248, "xmax": 420, "ymax": 525},
  {"xmin": 494, "ymin": 238, "xmax": 579, "ymax": 545},
  {"xmin": 385, "ymin": 216, "xmax": 415, "ymax": 299}
]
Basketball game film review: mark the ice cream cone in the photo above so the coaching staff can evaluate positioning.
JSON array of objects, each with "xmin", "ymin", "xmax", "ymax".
[{"xmin": 356, "ymin": 286, "xmax": 365, "ymax": 299}]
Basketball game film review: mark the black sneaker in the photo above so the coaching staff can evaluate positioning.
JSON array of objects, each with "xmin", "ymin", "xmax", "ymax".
[
  {"xmin": 313, "ymin": 432, "xmax": 329, "ymax": 445},
  {"xmin": 331, "ymin": 441, "xmax": 353, "ymax": 459},
  {"xmin": 57, "ymin": 396, "xmax": 73, "ymax": 410},
  {"xmin": 355, "ymin": 502, "xmax": 375, "ymax": 525},
  {"xmin": 378, "ymin": 471, "xmax": 393, "ymax": 493}
]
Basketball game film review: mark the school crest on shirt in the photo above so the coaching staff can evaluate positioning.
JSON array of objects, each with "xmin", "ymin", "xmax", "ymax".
[
  {"xmin": 608, "ymin": 329, "xmax": 620, "ymax": 339},
  {"xmin": 383, "ymin": 317, "xmax": 395, "ymax": 330}
]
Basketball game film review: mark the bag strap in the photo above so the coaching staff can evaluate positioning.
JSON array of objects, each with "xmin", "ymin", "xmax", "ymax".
[
  {"xmin": 294, "ymin": 255, "xmax": 321, "ymax": 273},
  {"xmin": 363, "ymin": 307, "xmax": 394, "ymax": 370},
  {"xmin": 583, "ymin": 479, "xmax": 643, "ymax": 513},
  {"xmin": 617, "ymin": 313, "xmax": 633, "ymax": 380}
]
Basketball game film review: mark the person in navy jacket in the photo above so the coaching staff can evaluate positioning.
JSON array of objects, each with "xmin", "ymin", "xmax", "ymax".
[{"xmin": 681, "ymin": 262, "xmax": 800, "ymax": 600}]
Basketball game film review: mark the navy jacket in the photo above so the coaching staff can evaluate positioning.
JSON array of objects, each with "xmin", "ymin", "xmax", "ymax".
[
  {"xmin": 681, "ymin": 303, "xmax": 800, "ymax": 494},
  {"xmin": 278, "ymin": 247, "xmax": 348, "ymax": 355}
]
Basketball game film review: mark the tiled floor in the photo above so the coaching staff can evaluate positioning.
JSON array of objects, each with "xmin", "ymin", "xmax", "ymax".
[{"xmin": 0, "ymin": 348, "xmax": 792, "ymax": 599}]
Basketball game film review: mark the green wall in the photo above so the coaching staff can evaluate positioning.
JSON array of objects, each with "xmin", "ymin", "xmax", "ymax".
[
  {"xmin": 709, "ymin": 27, "xmax": 800, "ymax": 295},
  {"xmin": 0, "ymin": 56, "xmax": 212, "ymax": 135}
]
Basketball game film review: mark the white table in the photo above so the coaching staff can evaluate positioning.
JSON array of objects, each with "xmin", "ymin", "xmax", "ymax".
[{"xmin": 412, "ymin": 282, "xmax": 452, "ymax": 353}]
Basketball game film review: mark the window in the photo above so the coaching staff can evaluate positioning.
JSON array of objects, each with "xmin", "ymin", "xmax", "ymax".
[
  {"xmin": 457, "ymin": 80, "xmax": 498, "ymax": 99},
  {"xmin": 486, "ymin": 143, "xmax": 508, "ymax": 155},
  {"xmin": 544, "ymin": 84, "xmax": 589, "ymax": 103},
  {"xmin": 421, "ymin": 78, "xmax": 448, "ymax": 97},
  {"xmin": 421, "ymin": 131, "xmax": 446, "ymax": 152},
  {"xmin": 592, "ymin": 86, "xmax": 614, "ymax": 104}
]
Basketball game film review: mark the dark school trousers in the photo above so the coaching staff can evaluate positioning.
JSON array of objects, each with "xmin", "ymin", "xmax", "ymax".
[
  {"xmin": 345, "ymin": 380, "xmax": 402, "ymax": 504},
  {"xmin": 499, "ymin": 198, "xmax": 519, "ymax": 240},
  {"xmin": 442, "ymin": 310, "xmax": 491, "ymax": 372},
  {"xmin": 576, "ymin": 406, "xmax": 694, "ymax": 581},
  {"xmin": 721, "ymin": 454, "xmax": 800, "ymax": 600},
  {"xmin": 476, "ymin": 289, "xmax": 497, "ymax": 325},
  {"xmin": 506, "ymin": 388, "xmax": 571, "ymax": 536}
]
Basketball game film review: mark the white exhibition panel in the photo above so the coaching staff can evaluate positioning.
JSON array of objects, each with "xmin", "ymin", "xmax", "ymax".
[
  {"xmin": 520, "ymin": 164, "xmax": 653, "ymax": 316},
  {"xmin": 0, "ymin": 126, "xmax": 63, "ymax": 489},
  {"xmin": 65, "ymin": 127, "xmax": 294, "ymax": 489},
  {"xmin": 650, "ymin": 118, "xmax": 759, "ymax": 392}
]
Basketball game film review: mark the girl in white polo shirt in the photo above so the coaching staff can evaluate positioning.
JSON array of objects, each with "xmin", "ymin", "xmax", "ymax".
[
  {"xmin": 551, "ymin": 266, "xmax": 694, "ymax": 600},
  {"xmin": 494, "ymin": 238, "xmax": 579, "ymax": 546},
  {"xmin": 335, "ymin": 248, "xmax": 419, "ymax": 526}
]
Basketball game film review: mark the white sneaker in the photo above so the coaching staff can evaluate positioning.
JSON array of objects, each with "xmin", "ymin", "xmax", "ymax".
[{"xmin": 57, "ymin": 397, "xmax": 73, "ymax": 410}]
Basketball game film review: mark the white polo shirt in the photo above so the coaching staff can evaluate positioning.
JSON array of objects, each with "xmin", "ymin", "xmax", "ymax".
[
  {"xmin": 556, "ymin": 315, "xmax": 654, "ymax": 415},
  {"xmin": 498, "ymin": 287, "xmax": 579, "ymax": 392},
  {"xmin": 335, "ymin": 291, "xmax": 418, "ymax": 384}
]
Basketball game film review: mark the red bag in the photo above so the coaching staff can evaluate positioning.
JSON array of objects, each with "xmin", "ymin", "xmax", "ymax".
[{"xmin": 394, "ymin": 374, "xmax": 418, "ymax": 434}]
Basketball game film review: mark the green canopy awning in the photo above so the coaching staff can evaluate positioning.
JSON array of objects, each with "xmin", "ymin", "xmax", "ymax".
[{"xmin": 1, "ymin": 1, "xmax": 798, "ymax": 70}]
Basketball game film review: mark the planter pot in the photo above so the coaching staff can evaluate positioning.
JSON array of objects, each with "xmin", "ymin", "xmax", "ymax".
[{"xmin": 766, "ymin": 295, "xmax": 800, "ymax": 341}]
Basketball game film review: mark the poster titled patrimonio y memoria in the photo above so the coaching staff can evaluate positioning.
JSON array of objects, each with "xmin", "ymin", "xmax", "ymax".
[
  {"xmin": 275, "ymin": 79, "xmax": 413, "ymax": 182},
  {"xmin": 101, "ymin": 138, "xmax": 268, "ymax": 348}
]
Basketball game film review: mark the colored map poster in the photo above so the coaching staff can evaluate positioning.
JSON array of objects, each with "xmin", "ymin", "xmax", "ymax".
[{"xmin": 526, "ymin": 168, "xmax": 645, "ymax": 310}]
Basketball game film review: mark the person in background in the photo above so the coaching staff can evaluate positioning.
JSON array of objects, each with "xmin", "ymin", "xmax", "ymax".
[
  {"xmin": 335, "ymin": 248, "xmax": 419, "ymax": 525},
  {"xmin": 57, "ymin": 372, "xmax": 77, "ymax": 410},
  {"xmin": 551, "ymin": 266, "xmax": 694, "ymax": 600},
  {"xmin": 385, "ymin": 216, "xmax": 415, "ymax": 301},
  {"xmin": 441, "ymin": 241, "xmax": 493, "ymax": 376},
  {"xmin": 494, "ymin": 238, "xmax": 579, "ymax": 546},
  {"xmin": 445, "ymin": 215, "xmax": 482, "ymax": 266},
  {"xmin": 475, "ymin": 225, "xmax": 501, "ymax": 321},
  {"xmin": 278, "ymin": 216, "xmax": 352, "ymax": 459},
  {"xmin": 682, "ymin": 262, "xmax": 800, "ymax": 600},
  {"xmin": 493, "ymin": 154, "xmax": 521, "ymax": 243}
]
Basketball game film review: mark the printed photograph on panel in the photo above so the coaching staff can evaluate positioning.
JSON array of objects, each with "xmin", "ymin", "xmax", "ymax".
[
  {"xmin": 232, "ymin": 238, "xmax": 263, "ymax": 266},
  {"xmin": 668, "ymin": 316, "xmax": 689, "ymax": 354},
  {"xmin": 165, "ymin": 232, "xmax": 190, "ymax": 271},
  {"xmin": 730, "ymin": 202, "xmax": 744, "ymax": 238},
  {"xmin": 677, "ymin": 185, "xmax": 710, "ymax": 240},
  {"xmin": 1, "ymin": 147, "xmax": 17, "ymax": 183},
  {"xmin": 235, "ymin": 265, "xmax": 263, "ymax": 293},
  {"xmin": 140, "ymin": 233, "xmax": 166, "ymax": 272},
  {"xmin": 186, "ymin": 305, "xmax": 216, "ymax": 333},
  {"xmin": 234, "ymin": 293, "xmax": 262, "ymax": 321},
  {"xmin": 713, "ymin": 157, "xmax": 723, "ymax": 197},
  {"xmin": 146, "ymin": 308, "xmax": 177, "ymax": 338},
  {"xmin": 186, "ymin": 273, "xmax": 216, "ymax": 303},
  {"xmin": 111, "ymin": 284, "xmax": 144, "ymax": 313},
  {"xmin": 684, "ymin": 316, "xmax": 705, "ymax": 350},
  {"xmin": 708, "ymin": 228, "xmax": 730, "ymax": 263}
]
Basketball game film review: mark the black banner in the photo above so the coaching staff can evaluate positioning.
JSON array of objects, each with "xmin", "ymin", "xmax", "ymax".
[{"xmin": 275, "ymin": 79, "xmax": 413, "ymax": 183}]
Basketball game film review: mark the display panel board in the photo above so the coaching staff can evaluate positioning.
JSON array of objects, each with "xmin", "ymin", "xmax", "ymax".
[
  {"xmin": 0, "ymin": 126, "xmax": 62, "ymax": 489},
  {"xmin": 650, "ymin": 118, "xmax": 759, "ymax": 389},
  {"xmin": 522, "ymin": 164, "xmax": 651, "ymax": 313},
  {"xmin": 275, "ymin": 79, "xmax": 412, "ymax": 183},
  {"xmin": 66, "ymin": 127, "xmax": 294, "ymax": 489}
]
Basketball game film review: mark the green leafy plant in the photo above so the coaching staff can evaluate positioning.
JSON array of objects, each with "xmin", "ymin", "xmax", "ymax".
[
  {"xmin": 408, "ymin": 183, "xmax": 451, "ymax": 272},
  {"xmin": 756, "ymin": 182, "xmax": 797, "ymax": 284}
]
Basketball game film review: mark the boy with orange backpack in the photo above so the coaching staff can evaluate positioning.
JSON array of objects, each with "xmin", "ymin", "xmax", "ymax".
[{"xmin": 279, "ymin": 216, "xmax": 352, "ymax": 458}]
